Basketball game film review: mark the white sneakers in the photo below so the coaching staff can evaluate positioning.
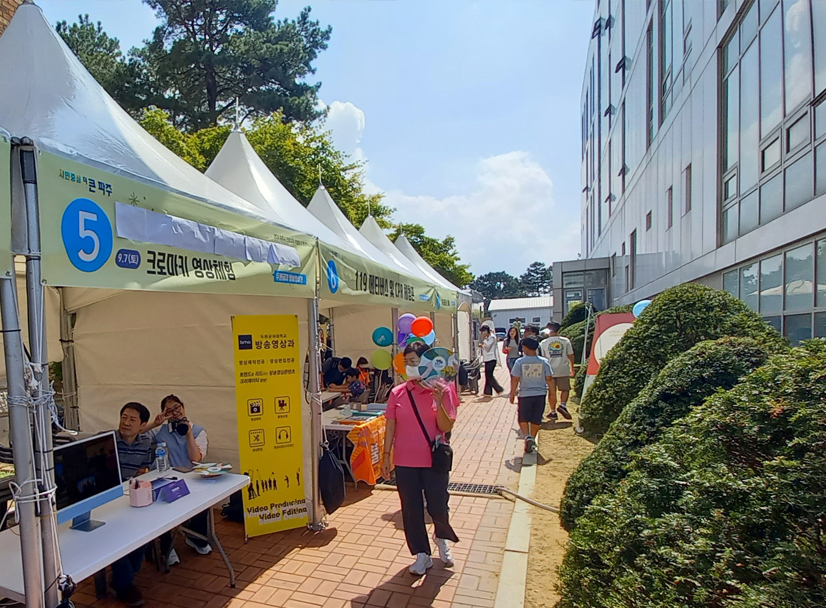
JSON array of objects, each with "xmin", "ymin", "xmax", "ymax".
[
  {"xmin": 434, "ymin": 536, "xmax": 455, "ymax": 567},
  {"xmin": 409, "ymin": 552, "xmax": 433, "ymax": 575},
  {"xmin": 185, "ymin": 537, "xmax": 213, "ymax": 555},
  {"xmin": 166, "ymin": 548, "xmax": 180, "ymax": 567},
  {"xmin": 409, "ymin": 538, "xmax": 455, "ymax": 575}
]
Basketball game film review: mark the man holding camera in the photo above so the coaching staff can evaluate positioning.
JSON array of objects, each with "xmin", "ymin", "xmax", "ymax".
[{"xmin": 144, "ymin": 395, "xmax": 210, "ymax": 561}]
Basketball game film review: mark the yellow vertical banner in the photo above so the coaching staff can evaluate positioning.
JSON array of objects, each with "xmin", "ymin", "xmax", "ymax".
[{"xmin": 232, "ymin": 315, "xmax": 308, "ymax": 537}]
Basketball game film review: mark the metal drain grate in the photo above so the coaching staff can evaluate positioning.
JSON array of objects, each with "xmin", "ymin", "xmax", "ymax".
[{"xmin": 380, "ymin": 479, "xmax": 502, "ymax": 496}]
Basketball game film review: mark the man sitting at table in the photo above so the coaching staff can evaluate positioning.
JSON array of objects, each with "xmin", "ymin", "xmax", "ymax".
[
  {"xmin": 323, "ymin": 356, "xmax": 352, "ymax": 390},
  {"xmin": 143, "ymin": 395, "xmax": 210, "ymax": 564},
  {"xmin": 111, "ymin": 402, "xmax": 154, "ymax": 606}
]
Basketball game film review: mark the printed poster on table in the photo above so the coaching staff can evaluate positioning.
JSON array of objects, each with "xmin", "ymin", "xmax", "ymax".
[{"xmin": 232, "ymin": 314, "xmax": 307, "ymax": 537}]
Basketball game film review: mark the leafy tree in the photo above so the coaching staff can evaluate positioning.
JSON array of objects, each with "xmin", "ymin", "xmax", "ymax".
[
  {"xmin": 391, "ymin": 224, "xmax": 473, "ymax": 288},
  {"xmin": 139, "ymin": 109, "xmax": 392, "ymax": 226},
  {"xmin": 56, "ymin": 14, "xmax": 125, "ymax": 92},
  {"xmin": 470, "ymin": 271, "xmax": 525, "ymax": 305},
  {"xmin": 129, "ymin": 0, "xmax": 331, "ymax": 130},
  {"xmin": 519, "ymin": 261, "xmax": 552, "ymax": 296}
]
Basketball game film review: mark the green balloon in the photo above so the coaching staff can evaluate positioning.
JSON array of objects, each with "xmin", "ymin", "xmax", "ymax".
[
  {"xmin": 371, "ymin": 349, "xmax": 392, "ymax": 370},
  {"xmin": 407, "ymin": 336, "xmax": 425, "ymax": 344}
]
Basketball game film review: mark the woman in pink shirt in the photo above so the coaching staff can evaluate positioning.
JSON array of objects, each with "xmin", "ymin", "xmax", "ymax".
[{"xmin": 381, "ymin": 342, "xmax": 460, "ymax": 576}]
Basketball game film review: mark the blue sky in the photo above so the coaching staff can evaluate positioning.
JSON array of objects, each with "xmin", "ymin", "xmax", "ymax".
[{"xmin": 37, "ymin": 0, "xmax": 594, "ymax": 277}]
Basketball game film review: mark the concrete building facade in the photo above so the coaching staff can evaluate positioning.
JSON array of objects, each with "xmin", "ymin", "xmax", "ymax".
[
  {"xmin": 488, "ymin": 297, "xmax": 554, "ymax": 331},
  {"xmin": 570, "ymin": 0, "xmax": 826, "ymax": 344}
]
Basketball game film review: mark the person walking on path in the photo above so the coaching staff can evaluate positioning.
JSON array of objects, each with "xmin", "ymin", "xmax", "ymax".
[
  {"xmin": 509, "ymin": 336, "xmax": 553, "ymax": 454},
  {"xmin": 503, "ymin": 326, "xmax": 521, "ymax": 372},
  {"xmin": 479, "ymin": 326, "xmax": 505, "ymax": 396},
  {"xmin": 539, "ymin": 322, "xmax": 575, "ymax": 422},
  {"xmin": 381, "ymin": 342, "xmax": 461, "ymax": 576}
]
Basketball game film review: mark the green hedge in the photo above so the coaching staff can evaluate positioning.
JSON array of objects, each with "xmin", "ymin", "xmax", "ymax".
[
  {"xmin": 560, "ymin": 302, "xmax": 589, "ymax": 329},
  {"xmin": 559, "ymin": 337, "xmax": 774, "ymax": 531},
  {"xmin": 558, "ymin": 340, "xmax": 826, "ymax": 608},
  {"xmin": 573, "ymin": 359, "xmax": 588, "ymax": 401},
  {"xmin": 578, "ymin": 284, "xmax": 782, "ymax": 437},
  {"xmin": 559, "ymin": 319, "xmax": 593, "ymax": 364}
]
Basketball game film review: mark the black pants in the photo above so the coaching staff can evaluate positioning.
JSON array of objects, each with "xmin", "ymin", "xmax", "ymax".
[
  {"xmin": 484, "ymin": 360, "xmax": 503, "ymax": 395},
  {"xmin": 395, "ymin": 466, "xmax": 459, "ymax": 556}
]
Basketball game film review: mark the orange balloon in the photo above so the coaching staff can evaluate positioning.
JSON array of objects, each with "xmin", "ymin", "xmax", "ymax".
[
  {"xmin": 393, "ymin": 352, "xmax": 406, "ymax": 375},
  {"xmin": 411, "ymin": 316, "xmax": 434, "ymax": 337}
]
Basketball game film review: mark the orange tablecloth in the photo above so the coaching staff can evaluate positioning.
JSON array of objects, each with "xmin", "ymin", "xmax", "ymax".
[{"xmin": 346, "ymin": 414, "xmax": 387, "ymax": 486}]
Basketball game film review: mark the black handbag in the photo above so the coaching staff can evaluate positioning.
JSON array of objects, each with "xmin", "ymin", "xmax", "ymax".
[{"xmin": 406, "ymin": 387, "xmax": 453, "ymax": 474}]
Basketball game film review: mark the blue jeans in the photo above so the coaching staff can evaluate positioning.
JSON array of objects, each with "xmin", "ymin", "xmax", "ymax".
[
  {"xmin": 506, "ymin": 358, "xmax": 518, "ymax": 372},
  {"xmin": 111, "ymin": 545, "xmax": 145, "ymax": 591}
]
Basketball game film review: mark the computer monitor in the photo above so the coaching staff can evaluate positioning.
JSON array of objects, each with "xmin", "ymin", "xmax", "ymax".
[{"xmin": 54, "ymin": 431, "xmax": 124, "ymax": 531}]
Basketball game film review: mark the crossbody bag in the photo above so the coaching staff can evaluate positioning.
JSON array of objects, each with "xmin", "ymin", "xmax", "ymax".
[{"xmin": 406, "ymin": 386, "xmax": 453, "ymax": 474}]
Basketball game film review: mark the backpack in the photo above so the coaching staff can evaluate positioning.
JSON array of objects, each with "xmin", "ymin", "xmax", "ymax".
[
  {"xmin": 318, "ymin": 444, "xmax": 346, "ymax": 515},
  {"xmin": 221, "ymin": 490, "xmax": 244, "ymax": 523}
]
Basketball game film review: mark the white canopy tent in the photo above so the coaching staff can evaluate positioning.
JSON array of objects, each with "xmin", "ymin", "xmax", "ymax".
[
  {"xmin": 204, "ymin": 131, "xmax": 447, "ymax": 367},
  {"xmin": 0, "ymin": 2, "xmax": 322, "ymax": 488}
]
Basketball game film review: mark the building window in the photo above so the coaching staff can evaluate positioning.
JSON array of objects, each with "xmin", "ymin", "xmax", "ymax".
[
  {"xmin": 629, "ymin": 229, "xmax": 637, "ymax": 290},
  {"xmin": 611, "ymin": 253, "xmax": 617, "ymax": 277},
  {"xmin": 724, "ymin": 234, "xmax": 826, "ymax": 341},
  {"xmin": 646, "ymin": 211, "xmax": 653, "ymax": 231},
  {"xmin": 660, "ymin": 0, "xmax": 674, "ymax": 120},
  {"xmin": 684, "ymin": 164, "xmax": 692, "ymax": 213},
  {"xmin": 666, "ymin": 186, "xmax": 674, "ymax": 229},
  {"xmin": 532, "ymin": 317, "xmax": 541, "ymax": 323},
  {"xmin": 720, "ymin": 0, "xmax": 819, "ymax": 244},
  {"xmin": 647, "ymin": 21, "xmax": 657, "ymax": 147}
]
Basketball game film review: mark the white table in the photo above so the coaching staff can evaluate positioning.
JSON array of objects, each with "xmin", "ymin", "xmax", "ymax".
[{"xmin": 0, "ymin": 470, "xmax": 249, "ymax": 603}]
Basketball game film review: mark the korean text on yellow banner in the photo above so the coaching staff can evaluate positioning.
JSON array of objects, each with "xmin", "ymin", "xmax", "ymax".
[{"xmin": 232, "ymin": 315, "xmax": 307, "ymax": 537}]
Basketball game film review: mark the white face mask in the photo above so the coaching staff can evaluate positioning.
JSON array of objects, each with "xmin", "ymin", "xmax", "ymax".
[{"xmin": 405, "ymin": 365, "xmax": 421, "ymax": 379}]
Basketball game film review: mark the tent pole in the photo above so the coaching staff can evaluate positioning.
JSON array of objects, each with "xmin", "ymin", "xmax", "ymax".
[
  {"xmin": 58, "ymin": 289, "xmax": 79, "ymax": 430},
  {"xmin": 0, "ymin": 274, "xmax": 45, "ymax": 608},
  {"xmin": 391, "ymin": 308, "xmax": 398, "ymax": 376},
  {"xmin": 19, "ymin": 145, "xmax": 60, "ymax": 608},
  {"xmin": 452, "ymin": 312, "xmax": 460, "ymax": 394},
  {"xmin": 307, "ymin": 295, "xmax": 324, "ymax": 530}
]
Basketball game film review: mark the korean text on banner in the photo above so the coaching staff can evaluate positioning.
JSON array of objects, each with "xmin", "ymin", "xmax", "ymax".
[
  {"xmin": 37, "ymin": 151, "xmax": 316, "ymax": 297},
  {"xmin": 232, "ymin": 315, "xmax": 308, "ymax": 537},
  {"xmin": 346, "ymin": 415, "xmax": 388, "ymax": 486},
  {"xmin": 0, "ymin": 137, "xmax": 11, "ymax": 275}
]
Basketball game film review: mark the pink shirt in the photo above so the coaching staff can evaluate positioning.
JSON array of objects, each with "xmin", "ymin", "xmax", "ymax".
[{"xmin": 386, "ymin": 380, "xmax": 458, "ymax": 468}]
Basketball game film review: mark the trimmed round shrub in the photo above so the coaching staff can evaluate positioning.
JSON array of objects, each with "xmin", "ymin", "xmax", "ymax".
[
  {"xmin": 559, "ymin": 336, "xmax": 774, "ymax": 531},
  {"xmin": 560, "ymin": 302, "xmax": 590, "ymax": 329},
  {"xmin": 578, "ymin": 283, "xmax": 783, "ymax": 437},
  {"xmin": 557, "ymin": 340, "xmax": 826, "ymax": 608}
]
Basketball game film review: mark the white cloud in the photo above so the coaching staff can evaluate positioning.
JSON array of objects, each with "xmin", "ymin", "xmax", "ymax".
[
  {"xmin": 323, "ymin": 101, "xmax": 367, "ymax": 164},
  {"xmin": 322, "ymin": 101, "xmax": 581, "ymax": 276}
]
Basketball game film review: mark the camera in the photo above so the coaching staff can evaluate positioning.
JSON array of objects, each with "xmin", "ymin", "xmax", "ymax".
[{"xmin": 171, "ymin": 418, "xmax": 190, "ymax": 436}]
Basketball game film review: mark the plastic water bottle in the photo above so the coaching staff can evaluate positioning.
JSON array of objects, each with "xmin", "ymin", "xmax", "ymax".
[{"xmin": 155, "ymin": 442, "xmax": 170, "ymax": 474}]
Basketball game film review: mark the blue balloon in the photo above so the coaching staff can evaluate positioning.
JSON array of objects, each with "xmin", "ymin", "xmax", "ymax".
[
  {"xmin": 372, "ymin": 326, "xmax": 393, "ymax": 347},
  {"xmin": 423, "ymin": 330, "xmax": 436, "ymax": 345},
  {"xmin": 632, "ymin": 300, "xmax": 652, "ymax": 318}
]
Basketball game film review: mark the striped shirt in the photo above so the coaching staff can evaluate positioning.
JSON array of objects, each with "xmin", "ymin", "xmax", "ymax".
[{"xmin": 116, "ymin": 431, "xmax": 155, "ymax": 480}]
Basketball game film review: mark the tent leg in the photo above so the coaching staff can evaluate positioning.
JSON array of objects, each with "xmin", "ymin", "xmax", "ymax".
[
  {"xmin": 58, "ymin": 289, "xmax": 79, "ymax": 431},
  {"xmin": 452, "ymin": 313, "xmax": 460, "ymax": 394},
  {"xmin": 307, "ymin": 297, "xmax": 325, "ymax": 531},
  {"xmin": 19, "ymin": 146, "xmax": 60, "ymax": 608},
  {"xmin": 0, "ymin": 274, "xmax": 45, "ymax": 608},
  {"xmin": 391, "ymin": 308, "xmax": 398, "ymax": 378}
]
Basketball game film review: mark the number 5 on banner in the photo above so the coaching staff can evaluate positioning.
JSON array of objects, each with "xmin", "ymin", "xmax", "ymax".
[{"xmin": 61, "ymin": 198, "xmax": 113, "ymax": 272}]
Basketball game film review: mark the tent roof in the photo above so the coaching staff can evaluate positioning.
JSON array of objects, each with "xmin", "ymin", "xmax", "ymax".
[
  {"xmin": 394, "ymin": 234, "xmax": 461, "ymax": 291},
  {"xmin": 307, "ymin": 185, "xmax": 418, "ymax": 276},
  {"xmin": 205, "ymin": 130, "xmax": 353, "ymax": 250},
  {"xmin": 358, "ymin": 216, "xmax": 434, "ymax": 283},
  {"xmin": 0, "ymin": 3, "xmax": 303, "ymax": 236}
]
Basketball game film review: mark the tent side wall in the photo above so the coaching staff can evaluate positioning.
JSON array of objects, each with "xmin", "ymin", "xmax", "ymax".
[
  {"xmin": 67, "ymin": 289, "xmax": 312, "ymax": 503},
  {"xmin": 326, "ymin": 305, "xmax": 393, "ymax": 365}
]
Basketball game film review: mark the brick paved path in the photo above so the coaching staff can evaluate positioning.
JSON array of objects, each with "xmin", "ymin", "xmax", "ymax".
[{"xmin": 73, "ymin": 365, "xmax": 521, "ymax": 608}]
